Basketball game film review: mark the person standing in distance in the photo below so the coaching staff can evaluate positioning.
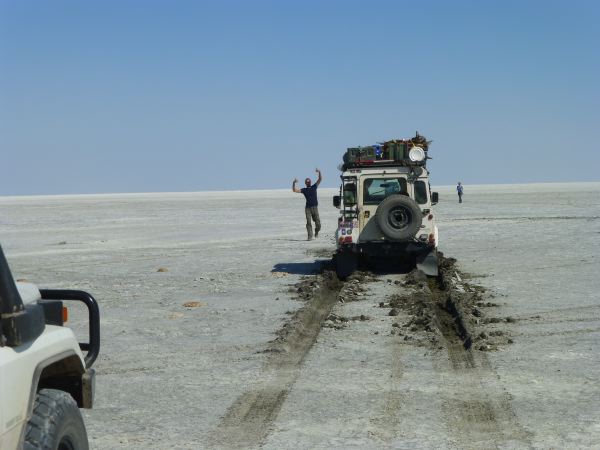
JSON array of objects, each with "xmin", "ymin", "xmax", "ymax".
[
  {"xmin": 293, "ymin": 168, "xmax": 322, "ymax": 240},
  {"xmin": 457, "ymin": 181, "xmax": 464, "ymax": 203}
]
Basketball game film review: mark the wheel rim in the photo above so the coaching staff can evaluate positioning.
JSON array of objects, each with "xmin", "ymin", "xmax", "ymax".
[{"xmin": 387, "ymin": 206, "xmax": 411, "ymax": 229}]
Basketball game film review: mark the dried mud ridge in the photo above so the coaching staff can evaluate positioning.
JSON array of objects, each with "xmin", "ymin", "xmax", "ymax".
[{"xmin": 381, "ymin": 253, "xmax": 514, "ymax": 351}]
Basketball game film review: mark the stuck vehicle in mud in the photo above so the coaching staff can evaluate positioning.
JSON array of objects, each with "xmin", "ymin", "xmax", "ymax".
[
  {"xmin": 333, "ymin": 133, "xmax": 439, "ymax": 279},
  {"xmin": 0, "ymin": 245, "xmax": 100, "ymax": 450}
]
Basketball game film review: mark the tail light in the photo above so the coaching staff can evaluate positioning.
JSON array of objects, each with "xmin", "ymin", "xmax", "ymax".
[{"xmin": 428, "ymin": 233, "xmax": 435, "ymax": 245}]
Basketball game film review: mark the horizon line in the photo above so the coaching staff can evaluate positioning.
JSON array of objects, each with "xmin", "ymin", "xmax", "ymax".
[{"xmin": 1, "ymin": 180, "xmax": 600, "ymax": 200}]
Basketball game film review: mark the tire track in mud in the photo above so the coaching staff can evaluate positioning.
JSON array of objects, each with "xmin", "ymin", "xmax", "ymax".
[
  {"xmin": 371, "ymin": 338, "xmax": 404, "ymax": 446},
  {"xmin": 210, "ymin": 254, "xmax": 532, "ymax": 449},
  {"xmin": 428, "ymin": 258, "xmax": 533, "ymax": 449},
  {"xmin": 207, "ymin": 269, "xmax": 343, "ymax": 449},
  {"xmin": 358, "ymin": 275, "xmax": 407, "ymax": 447}
]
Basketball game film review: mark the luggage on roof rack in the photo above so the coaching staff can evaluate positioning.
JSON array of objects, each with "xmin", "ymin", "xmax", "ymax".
[
  {"xmin": 410, "ymin": 132, "xmax": 430, "ymax": 149},
  {"xmin": 341, "ymin": 133, "xmax": 431, "ymax": 170},
  {"xmin": 384, "ymin": 141, "xmax": 407, "ymax": 160},
  {"xmin": 343, "ymin": 146, "xmax": 376, "ymax": 165}
]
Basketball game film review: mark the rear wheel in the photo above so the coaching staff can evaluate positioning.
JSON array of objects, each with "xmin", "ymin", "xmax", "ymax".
[
  {"xmin": 24, "ymin": 389, "xmax": 89, "ymax": 450},
  {"xmin": 335, "ymin": 251, "xmax": 358, "ymax": 280}
]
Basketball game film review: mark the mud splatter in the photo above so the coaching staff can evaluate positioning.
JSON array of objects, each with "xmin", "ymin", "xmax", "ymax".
[{"xmin": 382, "ymin": 253, "xmax": 513, "ymax": 351}]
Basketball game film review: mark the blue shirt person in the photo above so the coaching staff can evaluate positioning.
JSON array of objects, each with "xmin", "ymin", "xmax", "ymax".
[{"xmin": 293, "ymin": 169, "xmax": 323, "ymax": 240}]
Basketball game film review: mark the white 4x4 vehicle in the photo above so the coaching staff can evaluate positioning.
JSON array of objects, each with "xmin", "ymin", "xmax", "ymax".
[
  {"xmin": 333, "ymin": 134, "xmax": 439, "ymax": 279},
  {"xmin": 0, "ymin": 246, "xmax": 99, "ymax": 450}
]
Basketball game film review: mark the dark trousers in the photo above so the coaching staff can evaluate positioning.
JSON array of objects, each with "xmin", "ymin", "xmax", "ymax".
[{"xmin": 305, "ymin": 207, "xmax": 321, "ymax": 238}]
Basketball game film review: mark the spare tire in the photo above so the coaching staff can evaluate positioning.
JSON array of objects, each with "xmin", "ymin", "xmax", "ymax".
[{"xmin": 375, "ymin": 194, "xmax": 422, "ymax": 241}]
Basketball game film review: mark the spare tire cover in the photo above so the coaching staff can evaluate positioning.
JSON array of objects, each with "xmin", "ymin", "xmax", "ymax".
[{"xmin": 374, "ymin": 194, "xmax": 422, "ymax": 241}]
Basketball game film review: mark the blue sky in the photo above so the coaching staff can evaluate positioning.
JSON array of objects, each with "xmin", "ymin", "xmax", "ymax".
[{"xmin": 1, "ymin": 0, "xmax": 599, "ymax": 195}]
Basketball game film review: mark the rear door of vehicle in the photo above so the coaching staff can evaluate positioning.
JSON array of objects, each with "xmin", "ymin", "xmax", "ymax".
[{"xmin": 358, "ymin": 175, "xmax": 408, "ymax": 241}]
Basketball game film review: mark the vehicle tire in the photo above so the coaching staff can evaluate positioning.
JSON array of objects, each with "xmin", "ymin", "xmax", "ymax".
[
  {"xmin": 375, "ymin": 194, "xmax": 422, "ymax": 241},
  {"xmin": 335, "ymin": 251, "xmax": 357, "ymax": 280},
  {"xmin": 24, "ymin": 389, "xmax": 89, "ymax": 450}
]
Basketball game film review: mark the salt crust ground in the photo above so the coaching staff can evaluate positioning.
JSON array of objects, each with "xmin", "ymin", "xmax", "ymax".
[{"xmin": 1, "ymin": 182, "xmax": 599, "ymax": 449}]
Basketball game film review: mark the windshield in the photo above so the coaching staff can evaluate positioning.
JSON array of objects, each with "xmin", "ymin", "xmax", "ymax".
[{"xmin": 363, "ymin": 177, "xmax": 407, "ymax": 205}]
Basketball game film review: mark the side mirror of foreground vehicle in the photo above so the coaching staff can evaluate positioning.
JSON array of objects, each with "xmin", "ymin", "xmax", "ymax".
[{"xmin": 431, "ymin": 192, "xmax": 439, "ymax": 205}]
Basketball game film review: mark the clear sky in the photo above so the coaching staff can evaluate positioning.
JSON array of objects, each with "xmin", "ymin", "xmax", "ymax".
[{"xmin": 1, "ymin": 0, "xmax": 598, "ymax": 195}]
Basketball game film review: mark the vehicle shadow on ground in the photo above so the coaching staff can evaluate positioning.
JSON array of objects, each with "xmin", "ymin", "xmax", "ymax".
[
  {"xmin": 272, "ymin": 260, "xmax": 330, "ymax": 275},
  {"xmin": 363, "ymin": 260, "xmax": 415, "ymax": 275}
]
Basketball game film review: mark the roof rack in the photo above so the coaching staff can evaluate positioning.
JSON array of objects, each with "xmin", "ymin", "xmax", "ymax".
[{"xmin": 342, "ymin": 159, "xmax": 427, "ymax": 170}]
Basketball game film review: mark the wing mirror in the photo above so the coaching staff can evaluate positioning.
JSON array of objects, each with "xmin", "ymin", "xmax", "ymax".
[
  {"xmin": 333, "ymin": 195, "xmax": 341, "ymax": 209},
  {"xmin": 431, "ymin": 192, "xmax": 439, "ymax": 205}
]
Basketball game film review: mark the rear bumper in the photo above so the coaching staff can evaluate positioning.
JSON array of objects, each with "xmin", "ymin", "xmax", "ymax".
[{"xmin": 340, "ymin": 241, "xmax": 433, "ymax": 257}]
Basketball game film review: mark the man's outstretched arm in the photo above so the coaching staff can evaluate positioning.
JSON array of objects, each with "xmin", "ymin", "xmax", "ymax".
[
  {"xmin": 292, "ymin": 178, "xmax": 301, "ymax": 193},
  {"xmin": 315, "ymin": 168, "xmax": 323, "ymax": 187}
]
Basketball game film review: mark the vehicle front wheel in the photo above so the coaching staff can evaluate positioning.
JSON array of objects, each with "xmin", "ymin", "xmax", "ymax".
[{"xmin": 24, "ymin": 389, "xmax": 89, "ymax": 450}]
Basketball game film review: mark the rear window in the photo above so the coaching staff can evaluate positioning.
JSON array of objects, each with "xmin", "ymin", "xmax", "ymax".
[
  {"xmin": 363, "ymin": 178, "xmax": 407, "ymax": 205},
  {"xmin": 414, "ymin": 180, "xmax": 428, "ymax": 204}
]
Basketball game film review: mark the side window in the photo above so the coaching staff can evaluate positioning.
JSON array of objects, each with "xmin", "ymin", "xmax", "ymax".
[
  {"xmin": 343, "ymin": 183, "xmax": 357, "ymax": 205},
  {"xmin": 414, "ymin": 180, "xmax": 428, "ymax": 204}
]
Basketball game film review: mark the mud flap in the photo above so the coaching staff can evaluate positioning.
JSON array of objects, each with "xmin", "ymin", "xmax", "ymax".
[{"xmin": 416, "ymin": 248, "xmax": 438, "ymax": 277}]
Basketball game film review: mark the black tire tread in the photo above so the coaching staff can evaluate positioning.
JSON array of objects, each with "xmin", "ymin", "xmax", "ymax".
[
  {"xmin": 24, "ymin": 389, "xmax": 88, "ymax": 450},
  {"xmin": 335, "ymin": 252, "xmax": 358, "ymax": 280}
]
